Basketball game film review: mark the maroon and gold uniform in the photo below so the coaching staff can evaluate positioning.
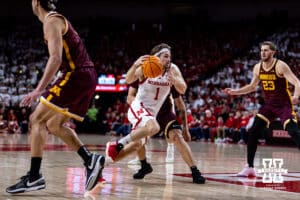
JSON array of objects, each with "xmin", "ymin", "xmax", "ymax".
[
  {"xmin": 258, "ymin": 59, "xmax": 296, "ymax": 125},
  {"xmin": 41, "ymin": 12, "xmax": 96, "ymax": 121}
]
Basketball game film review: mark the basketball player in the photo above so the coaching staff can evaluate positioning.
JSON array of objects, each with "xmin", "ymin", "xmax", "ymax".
[
  {"xmin": 124, "ymin": 80, "xmax": 205, "ymax": 184},
  {"xmin": 223, "ymin": 41, "xmax": 300, "ymax": 177},
  {"xmin": 105, "ymin": 43, "xmax": 184, "ymax": 158},
  {"xmin": 6, "ymin": 0, "xmax": 104, "ymax": 193},
  {"xmin": 106, "ymin": 43, "xmax": 205, "ymax": 183}
]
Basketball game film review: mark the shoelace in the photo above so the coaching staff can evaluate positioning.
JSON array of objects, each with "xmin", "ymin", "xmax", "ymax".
[{"xmin": 19, "ymin": 174, "xmax": 30, "ymax": 182}]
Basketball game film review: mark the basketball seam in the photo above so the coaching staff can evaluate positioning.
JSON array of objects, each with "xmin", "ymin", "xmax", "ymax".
[
  {"xmin": 152, "ymin": 62, "xmax": 163, "ymax": 76},
  {"xmin": 149, "ymin": 61, "xmax": 155, "ymax": 78},
  {"xmin": 149, "ymin": 61, "xmax": 162, "ymax": 77}
]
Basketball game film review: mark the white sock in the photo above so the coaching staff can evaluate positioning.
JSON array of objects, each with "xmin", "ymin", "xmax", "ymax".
[{"xmin": 119, "ymin": 134, "xmax": 132, "ymax": 145}]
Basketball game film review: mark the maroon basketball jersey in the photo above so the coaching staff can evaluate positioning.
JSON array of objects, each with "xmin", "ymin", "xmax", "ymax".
[
  {"xmin": 46, "ymin": 12, "xmax": 94, "ymax": 71},
  {"xmin": 259, "ymin": 59, "xmax": 292, "ymax": 105}
]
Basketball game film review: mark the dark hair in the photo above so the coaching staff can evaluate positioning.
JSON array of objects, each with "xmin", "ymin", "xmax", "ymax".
[
  {"xmin": 39, "ymin": 0, "xmax": 58, "ymax": 11},
  {"xmin": 150, "ymin": 43, "xmax": 171, "ymax": 56},
  {"xmin": 260, "ymin": 41, "xmax": 277, "ymax": 51}
]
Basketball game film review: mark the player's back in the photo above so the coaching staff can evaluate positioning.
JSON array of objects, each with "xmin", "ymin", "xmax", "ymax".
[{"xmin": 45, "ymin": 12, "xmax": 94, "ymax": 72}]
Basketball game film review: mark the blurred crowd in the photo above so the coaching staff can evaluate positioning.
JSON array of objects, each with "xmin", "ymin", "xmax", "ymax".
[{"xmin": 1, "ymin": 19, "xmax": 300, "ymax": 145}]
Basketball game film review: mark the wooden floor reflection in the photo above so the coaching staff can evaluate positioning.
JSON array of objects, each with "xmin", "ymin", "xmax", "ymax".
[{"xmin": 0, "ymin": 133, "xmax": 299, "ymax": 200}]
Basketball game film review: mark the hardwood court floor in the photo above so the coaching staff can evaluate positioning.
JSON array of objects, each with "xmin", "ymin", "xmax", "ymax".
[{"xmin": 0, "ymin": 133, "xmax": 299, "ymax": 200}]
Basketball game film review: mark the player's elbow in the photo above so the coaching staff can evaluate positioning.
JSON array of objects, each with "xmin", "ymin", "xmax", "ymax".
[
  {"xmin": 126, "ymin": 76, "xmax": 136, "ymax": 84},
  {"xmin": 126, "ymin": 77, "xmax": 133, "ymax": 84},
  {"xmin": 177, "ymin": 85, "xmax": 187, "ymax": 94}
]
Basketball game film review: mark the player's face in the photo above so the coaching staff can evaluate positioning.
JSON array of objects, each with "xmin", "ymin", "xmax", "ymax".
[
  {"xmin": 32, "ymin": 0, "xmax": 38, "ymax": 16},
  {"xmin": 260, "ymin": 45, "xmax": 275, "ymax": 62},
  {"xmin": 159, "ymin": 51, "xmax": 171, "ymax": 69}
]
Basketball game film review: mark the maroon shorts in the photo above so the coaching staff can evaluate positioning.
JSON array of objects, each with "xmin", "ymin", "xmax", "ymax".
[
  {"xmin": 41, "ymin": 67, "xmax": 97, "ymax": 121},
  {"xmin": 258, "ymin": 101, "xmax": 296, "ymax": 125},
  {"xmin": 157, "ymin": 110, "xmax": 181, "ymax": 137}
]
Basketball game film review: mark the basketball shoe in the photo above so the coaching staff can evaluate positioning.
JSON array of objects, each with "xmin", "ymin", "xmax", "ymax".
[
  {"xmin": 237, "ymin": 164, "xmax": 256, "ymax": 177},
  {"xmin": 85, "ymin": 153, "xmax": 105, "ymax": 191},
  {"xmin": 133, "ymin": 163, "xmax": 153, "ymax": 179},
  {"xmin": 192, "ymin": 169, "xmax": 206, "ymax": 184},
  {"xmin": 105, "ymin": 141, "xmax": 124, "ymax": 161},
  {"xmin": 6, "ymin": 173, "xmax": 46, "ymax": 194}
]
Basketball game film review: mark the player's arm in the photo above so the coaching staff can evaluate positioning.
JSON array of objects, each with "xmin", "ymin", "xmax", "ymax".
[
  {"xmin": 223, "ymin": 64, "xmax": 260, "ymax": 95},
  {"xmin": 36, "ymin": 17, "xmax": 64, "ymax": 92},
  {"xmin": 174, "ymin": 96, "xmax": 191, "ymax": 142},
  {"xmin": 169, "ymin": 65, "xmax": 187, "ymax": 94},
  {"xmin": 278, "ymin": 61, "xmax": 300, "ymax": 104},
  {"xmin": 126, "ymin": 55, "xmax": 149, "ymax": 84},
  {"xmin": 127, "ymin": 86, "xmax": 137, "ymax": 105}
]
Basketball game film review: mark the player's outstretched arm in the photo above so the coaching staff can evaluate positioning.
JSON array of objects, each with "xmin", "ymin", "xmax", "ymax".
[{"xmin": 223, "ymin": 64, "xmax": 260, "ymax": 96}]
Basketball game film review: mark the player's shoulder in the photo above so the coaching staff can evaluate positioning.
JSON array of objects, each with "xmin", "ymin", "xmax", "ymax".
[
  {"xmin": 170, "ymin": 63, "xmax": 178, "ymax": 68},
  {"xmin": 276, "ymin": 59, "xmax": 288, "ymax": 66},
  {"xmin": 170, "ymin": 63, "xmax": 180, "ymax": 71},
  {"xmin": 253, "ymin": 62, "xmax": 261, "ymax": 71}
]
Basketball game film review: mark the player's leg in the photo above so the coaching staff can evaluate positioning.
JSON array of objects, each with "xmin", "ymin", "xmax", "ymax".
[
  {"xmin": 132, "ymin": 142, "xmax": 153, "ymax": 179},
  {"xmin": 106, "ymin": 117, "xmax": 160, "ymax": 161},
  {"xmin": 284, "ymin": 119, "xmax": 300, "ymax": 149},
  {"xmin": 46, "ymin": 112, "xmax": 105, "ymax": 191},
  {"xmin": 114, "ymin": 140, "xmax": 144, "ymax": 162},
  {"xmin": 6, "ymin": 103, "xmax": 54, "ymax": 194},
  {"xmin": 166, "ymin": 122, "xmax": 205, "ymax": 184},
  {"xmin": 237, "ymin": 115, "xmax": 268, "ymax": 177}
]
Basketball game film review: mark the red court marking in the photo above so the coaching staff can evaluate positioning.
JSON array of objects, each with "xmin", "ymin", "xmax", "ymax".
[
  {"xmin": 0, "ymin": 143, "xmax": 166, "ymax": 152},
  {"xmin": 0, "ymin": 144, "xmax": 106, "ymax": 151}
]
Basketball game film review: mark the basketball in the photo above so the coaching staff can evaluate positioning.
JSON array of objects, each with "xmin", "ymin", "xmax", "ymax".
[{"xmin": 141, "ymin": 56, "xmax": 164, "ymax": 78}]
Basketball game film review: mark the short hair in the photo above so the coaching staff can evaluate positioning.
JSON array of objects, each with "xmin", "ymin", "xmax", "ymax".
[
  {"xmin": 39, "ymin": 0, "xmax": 58, "ymax": 11},
  {"xmin": 150, "ymin": 43, "xmax": 171, "ymax": 56},
  {"xmin": 260, "ymin": 41, "xmax": 277, "ymax": 51}
]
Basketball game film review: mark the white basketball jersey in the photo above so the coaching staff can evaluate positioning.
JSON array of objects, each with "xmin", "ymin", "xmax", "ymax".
[{"xmin": 134, "ymin": 65, "xmax": 173, "ymax": 117}]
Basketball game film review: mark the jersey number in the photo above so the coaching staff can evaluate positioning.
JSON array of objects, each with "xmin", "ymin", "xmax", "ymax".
[
  {"xmin": 262, "ymin": 80, "xmax": 275, "ymax": 91},
  {"xmin": 154, "ymin": 88, "xmax": 160, "ymax": 100}
]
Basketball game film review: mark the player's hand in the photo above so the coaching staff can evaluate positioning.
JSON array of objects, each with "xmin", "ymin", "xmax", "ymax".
[
  {"xmin": 292, "ymin": 96, "xmax": 299, "ymax": 105},
  {"xmin": 135, "ymin": 66, "xmax": 144, "ymax": 78},
  {"xmin": 20, "ymin": 89, "xmax": 43, "ymax": 107},
  {"xmin": 183, "ymin": 127, "xmax": 191, "ymax": 142},
  {"xmin": 133, "ymin": 55, "xmax": 149, "ymax": 68},
  {"xmin": 222, "ymin": 88, "xmax": 235, "ymax": 95}
]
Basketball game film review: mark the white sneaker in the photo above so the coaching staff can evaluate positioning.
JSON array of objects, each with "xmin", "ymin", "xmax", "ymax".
[
  {"xmin": 237, "ymin": 165, "xmax": 256, "ymax": 177},
  {"xmin": 238, "ymin": 139, "xmax": 245, "ymax": 144},
  {"xmin": 165, "ymin": 144, "xmax": 174, "ymax": 163},
  {"xmin": 215, "ymin": 138, "xmax": 222, "ymax": 143},
  {"xmin": 127, "ymin": 157, "xmax": 140, "ymax": 165}
]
